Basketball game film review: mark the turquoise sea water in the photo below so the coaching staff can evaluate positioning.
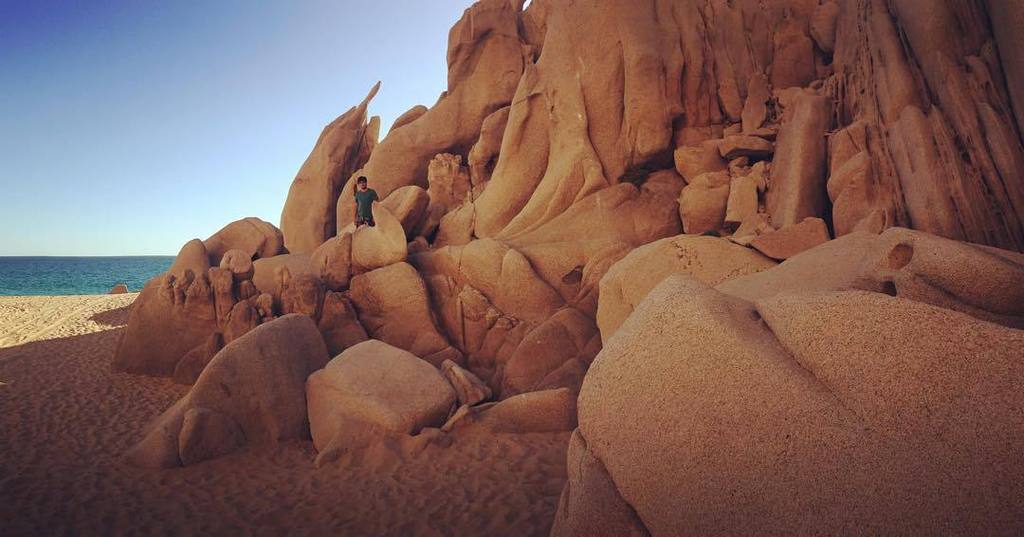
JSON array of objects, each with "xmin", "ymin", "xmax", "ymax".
[{"xmin": 0, "ymin": 257, "xmax": 175, "ymax": 296}]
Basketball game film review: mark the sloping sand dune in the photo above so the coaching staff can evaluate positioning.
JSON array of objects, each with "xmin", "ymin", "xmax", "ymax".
[{"xmin": 0, "ymin": 296, "xmax": 568, "ymax": 536}]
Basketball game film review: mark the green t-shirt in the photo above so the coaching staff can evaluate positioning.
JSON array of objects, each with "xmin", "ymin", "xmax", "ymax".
[{"xmin": 354, "ymin": 188, "xmax": 378, "ymax": 219}]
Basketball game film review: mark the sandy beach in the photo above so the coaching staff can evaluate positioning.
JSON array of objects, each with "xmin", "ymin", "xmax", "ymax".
[{"xmin": 0, "ymin": 295, "xmax": 568, "ymax": 536}]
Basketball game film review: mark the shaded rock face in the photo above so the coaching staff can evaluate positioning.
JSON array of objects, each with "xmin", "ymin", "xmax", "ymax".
[
  {"xmin": 126, "ymin": 315, "xmax": 329, "ymax": 468},
  {"xmin": 826, "ymin": 0, "xmax": 1024, "ymax": 250},
  {"xmin": 115, "ymin": 232, "xmax": 290, "ymax": 378},
  {"xmin": 555, "ymin": 275, "xmax": 1024, "ymax": 535},
  {"xmin": 281, "ymin": 84, "xmax": 380, "ymax": 254},
  {"xmin": 114, "ymin": 240, "xmax": 219, "ymax": 377}
]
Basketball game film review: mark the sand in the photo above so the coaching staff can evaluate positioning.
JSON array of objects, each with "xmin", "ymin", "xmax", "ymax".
[{"xmin": 0, "ymin": 295, "xmax": 568, "ymax": 536}]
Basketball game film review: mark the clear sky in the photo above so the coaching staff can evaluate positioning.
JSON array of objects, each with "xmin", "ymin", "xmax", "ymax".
[{"xmin": 0, "ymin": 0, "xmax": 471, "ymax": 256}]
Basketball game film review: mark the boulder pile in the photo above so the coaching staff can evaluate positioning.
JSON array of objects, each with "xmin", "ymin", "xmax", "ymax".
[{"xmin": 114, "ymin": 0, "xmax": 1024, "ymax": 532}]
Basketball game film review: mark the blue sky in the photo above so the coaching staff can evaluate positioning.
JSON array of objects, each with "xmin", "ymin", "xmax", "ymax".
[{"xmin": 0, "ymin": 0, "xmax": 471, "ymax": 255}]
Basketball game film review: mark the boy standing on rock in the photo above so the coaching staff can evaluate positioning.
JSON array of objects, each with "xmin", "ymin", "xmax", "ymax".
[{"xmin": 354, "ymin": 176, "xmax": 379, "ymax": 228}]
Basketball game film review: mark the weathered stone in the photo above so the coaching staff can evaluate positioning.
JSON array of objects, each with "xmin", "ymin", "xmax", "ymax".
[
  {"xmin": 252, "ymin": 254, "xmax": 314, "ymax": 302},
  {"xmin": 550, "ymin": 430, "xmax": 650, "ymax": 537},
  {"xmin": 810, "ymin": 1, "xmax": 839, "ymax": 53},
  {"xmin": 741, "ymin": 73, "xmax": 770, "ymax": 133},
  {"xmin": 750, "ymin": 217, "xmax": 831, "ymax": 260},
  {"xmin": 717, "ymin": 135, "xmax": 774, "ymax": 161},
  {"xmin": 766, "ymin": 91, "xmax": 831, "ymax": 229},
  {"xmin": 310, "ymin": 234, "xmax": 352, "ymax": 291},
  {"xmin": 172, "ymin": 332, "xmax": 223, "ymax": 386},
  {"xmin": 729, "ymin": 212, "xmax": 773, "ymax": 246},
  {"xmin": 218, "ymin": 249, "xmax": 254, "ymax": 281},
  {"xmin": 306, "ymin": 340, "xmax": 456, "ymax": 452},
  {"xmin": 381, "ymin": 185, "xmax": 430, "ymax": 238},
  {"xmin": 281, "ymin": 84, "xmax": 379, "ymax": 254},
  {"xmin": 724, "ymin": 166, "xmax": 762, "ymax": 225},
  {"xmin": 317, "ymin": 291, "xmax": 368, "ymax": 357},
  {"xmin": 461, "ymin": 388, "xmax": 577, "ymax": 435},
  {"xmin": 673, "ymin": 140, "xmax": 726, "ymax": 183},
  {"xmin": 349, "ymin": 203, "xmax": 408, "ymax": 273},
  {"xmin": 177, "ymin": 408, "xmax": 245, "ymax": 467},
  {"xmin": 441, "ymin": 359, "xmax": 492, "ymax": 407},
  {"xmin": 348, "ymin": 262, "xmax": 462, "ymax": 366},
  {"xmin": 126, "ymin": 315, "xmax": 329, "ymax": 468},
  {"xmin": 679, "ymin": 171, "xmax": 730, "ymax": 235},
  {"xmin": 204, "ymin": 217, "xmax": 284, "ymax": 266},
  {"xmin": 279, "ymin": 268, "xmax": 325, "ymax": 322},
  {"xmin": 597, "ymin": 235, "xmax": 775, "ymax": 342}
]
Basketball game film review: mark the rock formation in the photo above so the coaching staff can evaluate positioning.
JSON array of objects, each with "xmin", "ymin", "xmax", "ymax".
[
  {"xmin": 281, "ymin": 84, "xmax": 380, "ymax": 254},
  {"xmin": 335, "ymin": 0, "xmax": 529, "ymax": 228},
  {"xmin": 113, "ymin": 0, "xmax": 1024, "ymax": 531},
  {"xmin": 204, "ymin": 217, "xmax": 285, "ymax": 265},
  {"xmin": 597, "ymin": 235, "xmax": 776, "ymax": 342},
  {"xmin": 306, "ymin": 340, "xmax": 456, "ymax": 454},
  {"xmin": 126, "ymin": 315, "xmax": 329, "ymax": 468},
  {"xmin": 555, "ymin": 275, "xmax": 1024, "ymax": 535}
]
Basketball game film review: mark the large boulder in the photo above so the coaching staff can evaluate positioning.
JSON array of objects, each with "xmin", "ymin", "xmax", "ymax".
[
  {"xmin": 717, "ymin": 134, "xmax": 774, "ymax": 161},
  {"xmin": 749, "ymin": 216, "xmax": 831, "ymax": 260},
  {"xmin": 348, "ymin": 203, "xmax": 408, "ymax": 273},
  {"xmin": 380, "ymin": 185, "xmax": 430, "ymax": 238},
  {"xmin": 113, "ymin": 241, "xmax": 218, "ymax": 377},
  {"xmin": 204, "ymin": 217, "xmax": 285, "ymax": 266},
  {"xmin": 281, "ymin": 84, "xmax": 380, "ymax": 254},
  {"xmin": 251, "ymin": 253, "xmax": 314, "ymax": 301},
  {"xmin": 348, "ymin": 262, "xmax": 462, "ymax": 366},
  {"xmin": 678, "ymin": 171, "xmax": 731, "ymax": 235},
  {"xmin": 172, "ymin": 332, "xmax": 224, "ymax": 385},
  {"xmin": 597, "ymin": 235, "xmax": 776, "ymax": 342},
  {"xmin": 500, "ymin": 308, "xmax": 600, "ymax": 397},
  {"xmin": 674, "ymin": 140, "xmax": 726, "ymax": 183},
  {"xmin": 550, "ymin": 430, "xmax": 649, "ymax": 537},
  {"xmin": 718, "ymin": 228, "xmax": 1024, "ymax": 329},
  {"xmin": 310, "ymin": 234, "xmax": 352, "ymax": 291},
  {"xmin": 558, "ymin": 275, "xmax": 1024, "ymax": 535},
  {"xmin": 219, "ymin": 249, "xmax": 255, "ymax": 281},
  {"xmin": 126, "ymin": 315, "xmax": 329, "ymax": 468},
  {"xmin": 317, "ymin": 291, "xmax": 368, "ymax": 356},
  {"xmin": 306, "ymin": 340, "xmax": 456, "ymax": 452},
  {"xmin": 468, "ymin": 106, "xmax": 510, "ymax": 187}
]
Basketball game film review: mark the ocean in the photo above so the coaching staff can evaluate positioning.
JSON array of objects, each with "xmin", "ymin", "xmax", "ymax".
[{"xmin": 0, "ymin": 256, "xmax": 175, "ymax": 296}]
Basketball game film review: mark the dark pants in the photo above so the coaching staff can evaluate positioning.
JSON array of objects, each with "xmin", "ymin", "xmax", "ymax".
[{"xmin": 355, "ymin": 215, "xmax": 376, "ymax": 227}]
